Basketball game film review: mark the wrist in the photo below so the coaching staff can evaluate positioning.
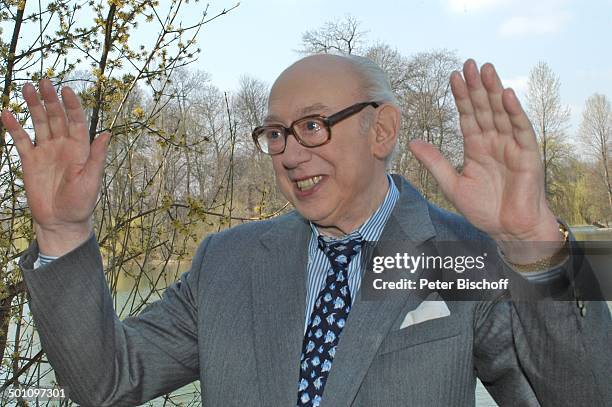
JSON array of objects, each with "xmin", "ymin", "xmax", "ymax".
[
  {"xmin": 497, "ymin": 216, "xmax": 567, "ymax": 266},
  {"xmin": 35, "ymin": 221, "xmax": 93, "ymax": 257}
]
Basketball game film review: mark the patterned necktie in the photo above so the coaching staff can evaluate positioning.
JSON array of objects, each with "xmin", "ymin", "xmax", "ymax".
[{"xmin": 297, "ymin": 233, "xmax": 363, "ymax": 407}]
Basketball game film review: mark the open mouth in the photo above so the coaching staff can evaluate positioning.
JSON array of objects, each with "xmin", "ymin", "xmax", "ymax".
[{"xmin": 296, "ymin": 175, "xmax": 322, "ymax": 191}]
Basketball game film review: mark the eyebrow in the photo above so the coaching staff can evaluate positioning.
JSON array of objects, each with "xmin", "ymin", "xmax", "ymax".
[
  {"xmin": 297, "ymin": 103, "xmax": 330, "ymax": 117},
  {"xmin": 263, "ymin": 103, "xmax": 331, "ymax": 124}
]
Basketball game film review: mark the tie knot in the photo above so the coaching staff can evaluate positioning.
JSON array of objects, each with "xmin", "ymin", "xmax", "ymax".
[{"xmin": 317, "ymin": 233, "xmax": 363, "ymax": 269}]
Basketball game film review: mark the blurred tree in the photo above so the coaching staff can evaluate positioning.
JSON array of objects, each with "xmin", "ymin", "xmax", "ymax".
[
  {"xmin": 526, "ymin": 62, "xmax": 571, "ymax": 200},
  {"xmin": 396, "ymin": 50, "xmax": 462, "ymax": 208},
  {"xmin": 580, "ymin": 93, "xmax": 612, "ymax": 223},
  {"xmin": 365, "ymin": 42, "xmax": 410, "ymax": 93},
  {"xmin": 298, "ymin": 15, "xmax": 367, "ymax": 55}
]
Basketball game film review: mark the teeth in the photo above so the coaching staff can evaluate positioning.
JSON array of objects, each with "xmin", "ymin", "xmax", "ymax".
[{"xmin": 296, "ymin": 176, "xmax": 322, "ymax": 191}]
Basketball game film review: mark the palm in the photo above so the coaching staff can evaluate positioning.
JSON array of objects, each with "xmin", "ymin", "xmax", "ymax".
[
  {"xmin": 22, "ymin": 130, "xmax": 97, "ymax": 227},
  {"xmin": 410, "ymin": 60, "xmax": 555, "ymax": 242},
  {"xmin": 1, "ymin": 79, "xmax": 109, "ymax": 236}
]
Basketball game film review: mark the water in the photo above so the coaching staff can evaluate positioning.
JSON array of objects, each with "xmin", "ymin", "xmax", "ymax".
[{"xmin": 571, "ymin": 225, "xmax": 612, "ymax": 241}]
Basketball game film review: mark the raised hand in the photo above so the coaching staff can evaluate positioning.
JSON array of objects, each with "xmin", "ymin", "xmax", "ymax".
[
  {"xmin": 409, "ymin": 60, "xmax": 562, "ymax": 263},
  {"xmin": 1, "ymin": 79, "xmax": 110, "ymax": 256}
]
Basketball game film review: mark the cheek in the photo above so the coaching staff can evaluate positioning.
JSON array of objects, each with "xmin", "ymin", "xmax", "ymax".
[{"xmin": 334, "ymin": 147, "xmax": 373, "ymax": 183}]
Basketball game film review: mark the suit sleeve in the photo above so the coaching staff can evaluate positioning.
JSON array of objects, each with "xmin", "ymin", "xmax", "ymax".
[
  {"xmin": 473, "ymin": 249, "xmax": 611, "ymax": 406},
  {"xmin": 19, "ymin": 234, "xmax": 210, "ymax": 406}
]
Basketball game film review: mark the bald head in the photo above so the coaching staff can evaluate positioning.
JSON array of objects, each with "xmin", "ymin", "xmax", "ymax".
[
  {"xmin": 268, "ymin": 55, "xmax": 363, "ymax": 115},
  {"xmin": 268, "ymin": 54, "xmax": 398, "ymax": 123},
  {"xmin": 273, "ymin": 54, "xmax": 361, "ymax": 89}
]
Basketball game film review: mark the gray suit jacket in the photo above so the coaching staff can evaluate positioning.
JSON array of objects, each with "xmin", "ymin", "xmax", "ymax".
[{"xmin": 20, "ymin": 175, "xmax": 611, "ymax": 406}]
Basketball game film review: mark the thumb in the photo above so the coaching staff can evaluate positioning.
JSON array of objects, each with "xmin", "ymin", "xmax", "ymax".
[{"xmin": 409, "ymin": 139, "xmax": 459, "ymax": 200}]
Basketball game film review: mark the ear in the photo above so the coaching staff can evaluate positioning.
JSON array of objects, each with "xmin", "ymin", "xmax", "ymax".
[{"xmin": 370, "ymin": 104, "xmax": 400, "ymax": 161}]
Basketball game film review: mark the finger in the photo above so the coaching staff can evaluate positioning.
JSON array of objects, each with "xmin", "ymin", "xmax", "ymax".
[
  {"xmin": 22, "ymin": 83, "xmax": 51, "ymax": 144},
  {"xmin": 480, "ymin": 63, "xmax": 513, "ymax": 135},
  {"xmin": 463, "ymin": 59, "xmax": 496, "ymax": 133},
  {"xmin": 502, "ymin": 89, "xmax": 538, "ymax": 151},
  {"xmin": 1, "ymin": 109, "xmax": 34, "ymax": 157},
  {"xmin": 450, "ymin": 71, "xmax": 483, "ymax": 139},
  {"xmin": 61, "ymin": 86, "xmax": 88, "ymax": 140},
  {"xmin": 39, "ymin": 78, "xmax": 69, "ymax": 140},
  {"xmin": 86, "ymin": 131, "xmax": 111, "ymax": 176},
  {"xmin": 409, "ymin": 139, "xmax": 459, "ymax": 200}
]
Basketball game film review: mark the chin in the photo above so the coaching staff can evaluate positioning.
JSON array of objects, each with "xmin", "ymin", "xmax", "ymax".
[{"xmin": 294, "ymin": 203, "xmax": 330, "ymax": 223}]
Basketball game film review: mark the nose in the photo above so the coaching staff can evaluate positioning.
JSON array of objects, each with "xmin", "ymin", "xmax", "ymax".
[{"xmin": 281, "ymin": 132, "xmax": 311, "ymax": 169}]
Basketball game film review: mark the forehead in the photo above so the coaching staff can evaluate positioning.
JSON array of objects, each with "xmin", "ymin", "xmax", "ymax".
[
  {"xmin": 264, "ymin": 102, "xmax": 331, "ymax": 124},
  {"xmin": 266, "ymin": 56, "xmax": 362, "ymax": 123}
]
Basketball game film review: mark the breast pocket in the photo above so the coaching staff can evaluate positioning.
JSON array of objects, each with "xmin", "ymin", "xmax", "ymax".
[{"xmin": 376, "ymin": 311, "xmax": 462, "ymax": 356}]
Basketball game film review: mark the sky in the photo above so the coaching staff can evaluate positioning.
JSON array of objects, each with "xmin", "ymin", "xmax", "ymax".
[
  {"xmin": 180, "ymin": 0, "xmax": 612, "ymax": 136},
  {"xmin": 6, "ymin": 0, "xmax": 612, "ymax": 135}
]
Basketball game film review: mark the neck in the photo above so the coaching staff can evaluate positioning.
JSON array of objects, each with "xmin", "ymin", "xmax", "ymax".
[{"xmin": 315, "ymin": 172, "xmax": 390, "ymax": 237}]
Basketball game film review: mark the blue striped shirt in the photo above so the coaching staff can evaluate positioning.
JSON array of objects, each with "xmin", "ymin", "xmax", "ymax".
[
  {"xmin": 34, "ymin": 253, "xmax": 58, "ymax": 268},
  {"xmin": 304, "ymin": 174, "xmax": 399, "ymax": 332}
]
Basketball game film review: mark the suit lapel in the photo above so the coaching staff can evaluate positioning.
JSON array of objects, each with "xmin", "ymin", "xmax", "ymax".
[
  {"xmin": 252, "ymin": 213, "xmax": 310, "ymax": 406},
  {"xmin": 320, "ymin": 175, "xmax": 437, "ymax": 407}
]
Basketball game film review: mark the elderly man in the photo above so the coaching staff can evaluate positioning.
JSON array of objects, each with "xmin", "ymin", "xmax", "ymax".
[{"xmin": 2, "ymin": 54, "xmax": 610, "ymax": 406}]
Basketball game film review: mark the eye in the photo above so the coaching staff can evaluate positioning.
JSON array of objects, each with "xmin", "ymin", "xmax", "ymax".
[
  {"xmin": 262, "ymin": 128, "xmax": 283, "ymax": 141},
  {"xmin": 305, "ymin": 120, "xmax": 320, "ymax": 132},
  {"xmin": 267, "ymin": 129, "xmax": 281, "ymax": 139}
]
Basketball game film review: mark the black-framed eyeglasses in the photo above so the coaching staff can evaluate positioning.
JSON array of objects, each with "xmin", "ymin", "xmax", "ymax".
[{"xmin": 252, "ymin": 101, "xmax": 380, "ymax": 155}]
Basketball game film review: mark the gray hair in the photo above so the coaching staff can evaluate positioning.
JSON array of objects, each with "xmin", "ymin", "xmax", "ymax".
[
  {"xmin": 341, "ymin": 54, "xmax": 400, "ymax": 169},
  {"xmin": 343, "ymin": 54, "xmax": 399, "ymax": 107}
]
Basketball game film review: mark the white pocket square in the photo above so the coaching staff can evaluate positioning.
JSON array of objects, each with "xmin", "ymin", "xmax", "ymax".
[{"xmin": 400, "ymin": 300, "xmax": 451, "ymax": 329}]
